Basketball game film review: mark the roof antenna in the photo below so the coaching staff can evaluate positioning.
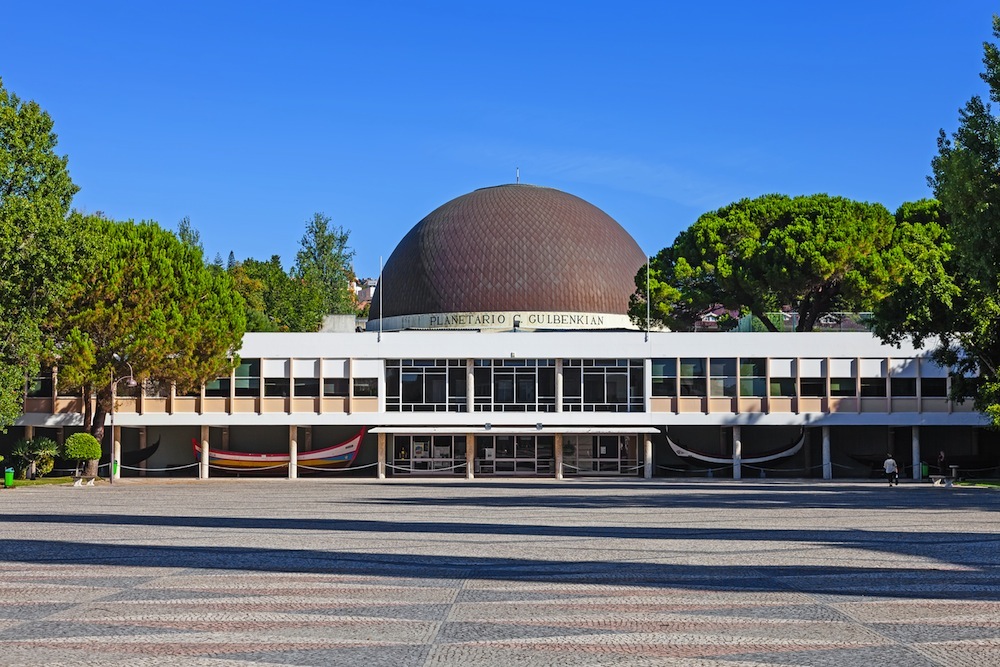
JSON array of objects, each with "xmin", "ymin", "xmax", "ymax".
[{"xmin": 516, "ymin": 167, "xmax": 519, "ymax": 184}]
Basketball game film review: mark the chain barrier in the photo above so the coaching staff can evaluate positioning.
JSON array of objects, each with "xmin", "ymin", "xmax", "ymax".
[
  {"xmin": 298, "ymin": 461, "xmax": 379, "ymax": 473},
  {"xmin": 207, "ymin": 462, "xmax": 287, "ymax": 472},
  {"xmin": 120, "ymin": 463, "xmax": 199, "ymax": 472}
]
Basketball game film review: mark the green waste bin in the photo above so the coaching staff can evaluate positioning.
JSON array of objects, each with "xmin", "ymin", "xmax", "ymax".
[
  {"xmin": 920, "ymin": 462, "xmax": 929, "ymax": 479},
  {"xmin": 3, "ymin": 468, "xmax": 13, "ymax": 488}
]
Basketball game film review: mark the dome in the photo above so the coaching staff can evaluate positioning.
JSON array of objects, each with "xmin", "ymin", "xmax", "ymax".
[{"xmin": 369, "ymin": 184, "xmax": 647, "ymax": 329}]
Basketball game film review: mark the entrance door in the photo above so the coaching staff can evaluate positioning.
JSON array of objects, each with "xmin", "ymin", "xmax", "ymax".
[
  {"xmin": 563, "ymin": 435, "xmax": 640, "ymax": 475},
  {"xmin": 476, "ymin": 435, "xmax": 554, "ymax": 475}
]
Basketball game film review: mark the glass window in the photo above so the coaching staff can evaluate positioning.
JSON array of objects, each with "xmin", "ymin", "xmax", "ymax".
[
  {"xmin": 921, "ymin": 377, "xmax": 947, "ymax": 397},
  {"xmin": 26, "ymin": 374, "xmax": 53, "ymax": 398},
  {"xmin": 709, "ymin": 358, "xmax": 736, "ymax": 397},
  {"xmin": 205, "ymin": 377, "xmax": 231, "ymax": 398},
  {"xmin": 829, "ymin": 377, "xmax": 856, "ymax": 397},
  {"xmin": 860, "ymin": 377, "xmax": 887, "ymax": 397},
  {"xmin": 293, "ymin": 378, "xmax": 319, "ymax": 397},
  {"xmin": 323, "ymin": 378, "xmax": 349, "ymax": 397},
  {"xmin": 680, "ymin": 358, "xmax": 706, "ymax": 397},
  {"xmin": 264, "ymin": 378, "xmax": 289, "ymax": 398},
  {"xmin": 739, "ymin": 358, "xmax": 766, "ymax": 397},
  {"xmin": 770, "ymin": 377, "xmax": 796, "ymax": 397},
  {"xmin": 890, "ymin": 377, "xmax": 917, "ymax": 397},
  {"xmin": 563, "ymin": 366, "xmax": 581, "ymax": 398},
  {"xmin": 234, "ymin": 358, "xmax": 260, "ymax": 397},
  {"xmin": 739, "ymin": 377, "xmax": 767, "ymax": 397},
  {"xmin": 739, "ymin": 358, "xmax": 766, "ymax": 377},
  {"xmin": 800, "ymin": 378, "xmax": 826, "ymax": 397},
  {"xmin": 652, "ymin": 358, "xmax": 677, "ymax": 397},
  {"xmin": 354, "ymin": 378, "xmax": 378, "ymax": 397}
]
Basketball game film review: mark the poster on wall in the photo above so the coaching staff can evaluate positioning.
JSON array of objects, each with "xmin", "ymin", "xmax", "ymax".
[{"xmin": 414, "ymin": 442, "xmax": 427, "ymax": 458}]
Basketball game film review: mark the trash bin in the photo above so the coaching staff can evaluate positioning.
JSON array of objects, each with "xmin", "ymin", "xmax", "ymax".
[
  {"xmin": 3, "ymin": 468, "xmax": 13, "ymax": 488},
  {"xmin": 920, "ymin": 462, "xmax": 929, "ymax": 479}
]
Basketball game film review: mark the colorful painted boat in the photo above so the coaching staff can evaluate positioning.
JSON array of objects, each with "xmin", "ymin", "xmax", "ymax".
[{"xmin": 191, "ymin": 428, "xmax": 366, "ymax": 469}]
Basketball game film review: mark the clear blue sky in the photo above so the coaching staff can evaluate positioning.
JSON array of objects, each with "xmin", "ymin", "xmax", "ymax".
[{"xmin": 2, "ymin": 1, "xmax": 997, "ymax": 279}]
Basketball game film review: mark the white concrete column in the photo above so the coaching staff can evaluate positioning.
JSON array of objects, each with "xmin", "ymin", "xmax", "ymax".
[
  {"xmin": 732, "ymin": 426, "xmax": 742, "ymax": 480},
  {"xmin": 377, "ymin": 432, "xmax": 386, "ymax": 480},
  {"xmin": 466, "ymin": 433, "xmax": 475, "ymax": 480},
  {"xmin": 466, "ymin": 360, "xmax": 474, "ymax": 413},
  {"xmin": 554, "ymin": 433, "xmax": 564, "ymax": 480},
  {"xmin": 911, "ymin": 425, "xmax": 921, "ymax": 480},
  {"xmin": 288, "ymin": 425, "xmax": 298, "ymax": 480},
  {"xmin": 199, "ymin": 425, "xmax": 209, "ymax": 479},
  {"xmin": 112, "ymin": 425, "xmax": 121, "ymax": 480},
  {"xmin": 643, "ymin": 434, "xmax": 653, "ymax": 479},
  {"xmin": 555, "ymin": 359, "xmax": 564, "ymax": 413},
  {"xmin": 822, "ymin": 426, "xmax": 832, "ymax": 480}
]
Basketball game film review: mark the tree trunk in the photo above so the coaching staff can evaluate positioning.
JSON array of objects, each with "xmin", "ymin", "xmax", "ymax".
[{"xmin": 88, "ymin": 384, "xmax": 111, "ymax": 479}]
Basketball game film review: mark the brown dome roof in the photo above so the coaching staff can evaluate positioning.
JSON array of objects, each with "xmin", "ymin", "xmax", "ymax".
[{"xmin": 369, "ymin": 184, "xmax": 646, "ymax": 321}]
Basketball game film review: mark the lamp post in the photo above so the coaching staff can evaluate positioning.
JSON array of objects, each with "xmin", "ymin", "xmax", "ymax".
[{"xmin": 109, "ymin": 361, "xmax": 136, "ymax": 485}]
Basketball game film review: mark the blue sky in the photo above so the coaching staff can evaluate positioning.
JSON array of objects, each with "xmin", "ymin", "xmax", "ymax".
[{"xmin": 2, "ymin": 1, "xmax": 997, "ymax": 278}]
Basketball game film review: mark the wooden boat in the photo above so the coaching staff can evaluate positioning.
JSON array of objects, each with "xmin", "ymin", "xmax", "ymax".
[{"xmin": 191, "ymin": 428, "xmax": 366, "ymax": 470}]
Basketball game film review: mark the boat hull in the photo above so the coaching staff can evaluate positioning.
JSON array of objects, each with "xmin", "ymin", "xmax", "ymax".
[{"xmin": 191, "ymin": 428, "xmax": 366, "ymax": 470}]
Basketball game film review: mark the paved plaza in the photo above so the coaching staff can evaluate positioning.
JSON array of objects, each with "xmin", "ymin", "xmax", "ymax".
[{"xmin": 0, "ymin": 478, "xmax": 998, "ymax": 666}]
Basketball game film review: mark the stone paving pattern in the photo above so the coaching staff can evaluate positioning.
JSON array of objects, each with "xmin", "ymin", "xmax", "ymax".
[{"xmin": 0, "ymin": 478, "xmax": 997, "ymax": 666}]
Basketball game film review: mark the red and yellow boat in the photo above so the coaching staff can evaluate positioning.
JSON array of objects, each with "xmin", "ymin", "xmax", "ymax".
[{"xmin": 191, "ymin": 428, "xmax": 365, "ymax": 470}]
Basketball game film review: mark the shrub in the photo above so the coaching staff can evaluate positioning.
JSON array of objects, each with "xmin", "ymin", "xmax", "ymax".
[
  {"xmin": 62, "ymin": 433, "xmax": 102, "ymax": 462},
  {"xmin": 11, "ymin": 437, "xmax": 59, "ymax": 478}
]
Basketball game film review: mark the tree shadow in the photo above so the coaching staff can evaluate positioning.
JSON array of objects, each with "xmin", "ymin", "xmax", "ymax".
[{"xmin": 1, "ymin": 536, "xmax": 997, "ymax": 601}]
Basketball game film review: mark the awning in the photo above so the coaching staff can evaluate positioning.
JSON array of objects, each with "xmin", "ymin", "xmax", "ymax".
[{"xmin": 369, "ymin": 426, "xmax": 661, "ymax": 435}]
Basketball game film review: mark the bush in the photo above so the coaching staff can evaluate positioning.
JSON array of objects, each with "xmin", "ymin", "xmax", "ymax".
[
  {"xmin": 11, "ymin": 437, "xmax": 60, "ymax": 478},
  {"xmin": 62, "ymin": 433, "xmax": 102, "ymax": 462},
  {"xmin": 36, "ymin": 454, "xmax": 55, "ymax": 477}
]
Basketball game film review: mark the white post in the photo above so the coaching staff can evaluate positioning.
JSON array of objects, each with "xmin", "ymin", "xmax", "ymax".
[
  {"xmin": 733, "ymin": 425, "xmax": 742, "ymax": 480},
  {"xmin": 199, "ymin": 425, "xmax": 209, "ymax": 479},
  {"xmin": 554, "ymin": 433, "xmax": 564, "ymax": 480},
  {"xmin": 112, "ymin": 424, "xmax": 121, "ymax": 481},
  {"xmin": 822, "ymin": 426, "xmax": 832, "ymax": 480},
  {"xmin": 377, "ymin": 431, "xmax": 386, "ymax": 480},
  {"xmin": 911, "ymin": 425, "xmax": 921, "ymax": 480},
  {"xmin": 466, "ymin": 433, "xmax": 475, "ymax": 480},
  {"xmin": 288, "ymin": 425, "xmax": 298, "ymax": 480},
  {"xmin": 643, "ymin": 433, "xmax": 653, "ymax": 479}
]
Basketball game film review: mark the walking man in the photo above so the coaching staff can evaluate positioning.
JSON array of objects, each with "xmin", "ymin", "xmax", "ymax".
[{"xmin": 883, "ymin": 453, "xmax": 899, "ymax": 486}]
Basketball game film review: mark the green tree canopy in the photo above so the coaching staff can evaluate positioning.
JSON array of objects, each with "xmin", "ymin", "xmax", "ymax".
[
  {"xmin": 875, "ymin": 15, "xmax": 1000, "ymax": 426},
  {"xmin": 62, "ymin": 432, "xmax": 101, "ymax": 467},
  {"xmin": 0, "ymin": 78, "xmax": 81, "ymax": 429},
  {"xmin": 229, "ymin": 255, "xmax": 326, "ymax": 332},
  {"xmin": 295, "ymin": 212, "xmax": 356, "ymax": 315},
  {"xmin": 50, "ymin": 217, "xmax": 247, "ymax": 451},
  {"xmin": 633, "ymin": 194, "xmax": 895, "ymax": 331}
]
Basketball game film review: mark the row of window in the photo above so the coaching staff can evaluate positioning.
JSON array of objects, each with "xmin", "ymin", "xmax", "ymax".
[
  {"xmin": 27, "ymin": 356, "xmax": 959, "ymax": 403},
  {"xmin": 385, "ymin": 359, "xmax": 644, "ymax": 413},
  {"xmin": 651, "ymin": 358, "xmax": 951, "ymax": 398}
]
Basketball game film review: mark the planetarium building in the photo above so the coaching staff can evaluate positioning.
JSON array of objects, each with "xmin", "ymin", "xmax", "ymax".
[{"xmin": 16, "ymin": 184, "xmax": 997, "ymax": 481}]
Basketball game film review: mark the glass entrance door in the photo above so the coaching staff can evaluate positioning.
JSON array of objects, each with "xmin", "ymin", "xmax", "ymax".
[
  {"xmin": 475, "ymin": 435, "xmax": 554, "ymax": 475},
  {"xmin": 563, "ymin": 434, "xmax": 640, "ymax": 475},
  {"xmin": 392, "ymin": 434, "xmax": 466, "ymax": 475}
]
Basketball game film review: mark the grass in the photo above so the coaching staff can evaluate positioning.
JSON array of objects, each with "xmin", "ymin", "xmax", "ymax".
[
  {"xmin": 2, "ymin": 476, "xmax": 80, "ymax": 488},
  {"xmin": 957, "ymin": 479, "xmax": 1000, "ymax": 488}
]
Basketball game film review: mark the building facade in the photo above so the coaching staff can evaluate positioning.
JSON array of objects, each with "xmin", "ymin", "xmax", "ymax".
[{"xmin": 11, "ymin": 184, "xmax": 998, "ymax": 480}]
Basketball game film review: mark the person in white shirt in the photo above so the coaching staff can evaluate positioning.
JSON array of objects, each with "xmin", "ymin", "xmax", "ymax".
[{"xmin": 883, "ymin": 454, "xmax": 899, "ymax": 486}]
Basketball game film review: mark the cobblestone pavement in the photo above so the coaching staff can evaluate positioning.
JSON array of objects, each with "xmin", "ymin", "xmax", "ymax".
[{"xmin": 0, "ymin": 478, "xmax": 998, "ymax": 666}]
